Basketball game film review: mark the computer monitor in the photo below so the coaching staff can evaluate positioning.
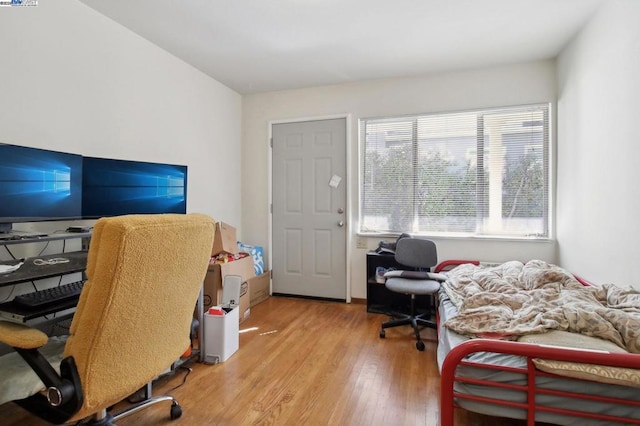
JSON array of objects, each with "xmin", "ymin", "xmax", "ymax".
[
  {"xmin": 0, "ymin": 143, "xmax": 83, "ymax": 233},
  {"xmin": 82, "ymin": 156, "xmax": 187, "ymax": 218}
]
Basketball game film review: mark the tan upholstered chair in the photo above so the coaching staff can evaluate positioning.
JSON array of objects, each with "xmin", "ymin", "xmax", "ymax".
[{"xmin": 0, "ymin": 213, "xmax": 214, "ymax": 424}]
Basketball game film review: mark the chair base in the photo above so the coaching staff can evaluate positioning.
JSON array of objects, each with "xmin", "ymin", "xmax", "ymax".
[
  {"xmin": 113, "ymin": 395, "xmax": 182, "ymax": 422},
  {"xmin": 78, "ymin": 382, "xmax": 183, "ymax": 425},
  {"xmin": 380, "ymin": 311, "xmax": 436, "ymax": 351},
  {"xmin": 113, "ymin": 380, "xmax": 182, "ymax": 423},
  {"xmin": 79, "ymin": 412, "xmax": 114, "ymax": 426}
]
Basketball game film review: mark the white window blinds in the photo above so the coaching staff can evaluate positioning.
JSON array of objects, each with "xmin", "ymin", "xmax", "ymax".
[{"xmin": 360, "ymin": 103, "xmax": 550, "ymax": 238}]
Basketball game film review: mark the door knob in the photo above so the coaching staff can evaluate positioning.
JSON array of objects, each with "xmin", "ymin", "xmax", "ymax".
[
  {"xmin": 338, "ymin": 221, "xmax": 345, "ymax": 227},
  {"xmin": 337, "ymin": 208, "xmax": 344, "ymax": 214}
]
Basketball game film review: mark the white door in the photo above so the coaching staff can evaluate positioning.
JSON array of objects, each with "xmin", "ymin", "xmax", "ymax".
[{"xmin": 271, "ymin": 118, "xmax": 347, "ymax": 300}]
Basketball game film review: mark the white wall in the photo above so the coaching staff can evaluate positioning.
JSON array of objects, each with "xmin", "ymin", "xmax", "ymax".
[
  {"xmin": 557, "ymin": 0, "xmax": 640, "ymax": 287},
  {"xmin": 0, "ymin": 1, "xmax": 241, "ymax": 303},
  {"xmin": 0, "ymin": 0, "xmax": 242, "ymax": 227},
  {"xmin": 242, "ymin": 61, "xmax": 558, "ymax": 299}
]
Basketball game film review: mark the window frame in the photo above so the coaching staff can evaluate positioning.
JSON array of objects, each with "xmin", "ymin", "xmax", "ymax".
[{"xmin": 357, "ymin": 103, "xmax": 554, "ymax": 240}]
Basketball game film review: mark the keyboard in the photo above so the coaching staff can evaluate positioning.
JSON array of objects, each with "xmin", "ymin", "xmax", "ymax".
[{"xmin": 13, "ymin": 280, "xmax": 86, "ymax": 308}]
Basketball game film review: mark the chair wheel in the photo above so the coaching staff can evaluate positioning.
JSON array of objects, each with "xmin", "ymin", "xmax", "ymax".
[
  {"xmin": 170, "ymin": 402, "xmax": 182, "ymax": 420},
  {"xmin": 416, "ymin": 340, "xmax": 425, "ymax": 351},
  {"xmin": 379, "ymin": 329, "xmax": 385, "ymax": 338}
]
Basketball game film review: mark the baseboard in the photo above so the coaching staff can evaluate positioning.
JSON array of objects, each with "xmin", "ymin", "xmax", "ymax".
[{"xmin": 271, "ymin": 293, "xmax": 346, "ymax": 303}]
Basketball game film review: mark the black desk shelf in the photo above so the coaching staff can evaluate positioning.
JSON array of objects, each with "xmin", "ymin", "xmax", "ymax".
[
  {"xmin": 0, "ymin": 231, "xmax": 91, "ymax": 246},
  {"xmin": 0, "ymin": 298, "xmax": 79, "ymax": 323},
  {"xmin": 366, "ymin": 251, "xmax": 431, "ymax": 315},
  {"xmin": 0, "ymin": 251, "xmax": 88, "ymax": 287},
  {"xmin": 0, "ymin": 233, "xmax": 90, "ymax": 322}
]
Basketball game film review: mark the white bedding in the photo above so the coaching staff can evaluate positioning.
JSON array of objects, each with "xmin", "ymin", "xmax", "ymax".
[
  {"xmin": 441, "ymin": 260, "xmax": 640, "ymax": 352},
  {"xmin": 437, "ymin": 286, "xmax": 640, "ymax": 426}
]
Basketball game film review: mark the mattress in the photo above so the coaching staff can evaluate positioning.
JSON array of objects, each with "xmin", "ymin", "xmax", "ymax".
[{"xmin": 437, "ymin": 289, "xmax": 640, "ymax": 425}]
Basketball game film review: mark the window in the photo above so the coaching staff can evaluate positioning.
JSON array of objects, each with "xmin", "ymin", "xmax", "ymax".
[{"xmin": 359, "ymin": 103, "xmax": 550, "ymax": 238}]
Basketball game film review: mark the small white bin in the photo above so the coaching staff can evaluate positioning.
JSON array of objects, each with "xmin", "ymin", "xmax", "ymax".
[{"xmin": 203, "ymin": 275, "xmax": 241, "ymax": 364}]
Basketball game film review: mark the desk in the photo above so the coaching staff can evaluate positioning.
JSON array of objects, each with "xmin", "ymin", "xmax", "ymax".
[
  {"xmin": 0, "ymin": 251, "xmax": 88, "ymax": 322},
  {"xmin": 366, "ymin": 251, "xmax": 431, "ymax": 315}
]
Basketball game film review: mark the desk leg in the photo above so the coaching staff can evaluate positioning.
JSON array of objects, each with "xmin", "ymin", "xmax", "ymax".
[{"xmin": 197, "ymin": 285, "xmax": 204, "ymax": 362}]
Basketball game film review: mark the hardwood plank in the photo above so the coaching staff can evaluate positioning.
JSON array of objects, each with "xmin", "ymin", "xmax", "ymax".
[{"xmin": 0, "ymin": 297, "xmax": 539, "ymax": 425}]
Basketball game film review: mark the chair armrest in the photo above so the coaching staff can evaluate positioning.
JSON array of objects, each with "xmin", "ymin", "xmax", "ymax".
[
  {"xmin": 0, "ymin": 322, "xmax": 83, "ymax": 423},
  {"xmin": 0, "ymin": 321, "xmax": 48, "ymax": 349}
]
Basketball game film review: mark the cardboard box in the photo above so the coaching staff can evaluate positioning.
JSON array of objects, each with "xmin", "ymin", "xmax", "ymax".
[
  {"xmin": 249, "ymin": 271, "xmax": 270, "ymax": 307},
  {"xmin": 212, "ymin": 221, "xmax": 238, "ymax": 256},
  {"xmin": 203, "ymin": 254, "xmax": 255, "ymax": 323}
]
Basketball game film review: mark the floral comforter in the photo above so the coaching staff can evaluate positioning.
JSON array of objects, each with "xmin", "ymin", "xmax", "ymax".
[{"xmin": 442, "ymin": 260, "xmax": 640, "ymax": 353}]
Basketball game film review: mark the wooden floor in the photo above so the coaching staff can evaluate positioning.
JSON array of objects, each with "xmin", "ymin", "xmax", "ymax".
[{"xmin": 0, "ymin": 297, "xmax": 531, "ymax": 425}]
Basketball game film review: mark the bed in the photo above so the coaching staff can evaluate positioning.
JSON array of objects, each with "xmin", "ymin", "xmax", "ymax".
[{"xmin": 435, "ymin": 260, "xmax": 640, "ymax": 425}]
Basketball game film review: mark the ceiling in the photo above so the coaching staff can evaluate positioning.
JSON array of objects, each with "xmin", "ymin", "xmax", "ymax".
[{"xmin": 79, "ymin": 0, "xmax": 604, "ymax": 95}]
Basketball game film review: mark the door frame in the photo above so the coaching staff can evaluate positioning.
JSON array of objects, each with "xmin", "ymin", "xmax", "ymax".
[{"xmin": 268, "ymin": 114, "xmax": 352, "ymax": 303}]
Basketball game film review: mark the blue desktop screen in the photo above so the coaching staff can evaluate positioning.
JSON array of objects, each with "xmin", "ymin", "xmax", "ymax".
[
  {"xmin": 82, "ymin": 157, "xmax": 187, "ymax": 217},
  {"xmin": 0, "ymin": 144, "xmax": 83, "ymax": 220}
]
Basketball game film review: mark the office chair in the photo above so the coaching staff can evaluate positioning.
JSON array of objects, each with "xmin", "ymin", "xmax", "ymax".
[
  {"xmin": 0, "ymin": 213, "xmax": 215, "ymax": 425},
  {"xmin": 378, "ymin": 237, "xmax": 445, "ymax": 351}
]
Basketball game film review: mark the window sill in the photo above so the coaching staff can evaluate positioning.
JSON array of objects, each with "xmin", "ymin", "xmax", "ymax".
[{"xmin": 357, "ymin": 232, "xmax": 555, "ymax": 244}]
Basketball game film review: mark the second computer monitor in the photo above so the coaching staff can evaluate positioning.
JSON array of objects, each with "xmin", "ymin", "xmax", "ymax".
[{"xmin": 82, "ymin": 156, "xmax": 187, "ymax": 218}]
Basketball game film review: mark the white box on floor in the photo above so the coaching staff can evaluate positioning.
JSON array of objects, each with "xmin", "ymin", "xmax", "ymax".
[{"xmin": 203, "ymin": 276, "xmax": 241, "ymax": 364}]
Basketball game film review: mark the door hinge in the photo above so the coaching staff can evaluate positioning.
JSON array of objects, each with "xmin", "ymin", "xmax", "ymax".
[
  {"xmin": 270, "ymin": 138, "xmax": 273, "ymax": 148},
  {"xmin": 270, "ymin": 204, "xmax": 273, "ymax": 214}
]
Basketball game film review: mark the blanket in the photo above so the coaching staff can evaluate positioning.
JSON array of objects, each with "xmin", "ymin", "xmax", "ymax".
[{"xmin": 442, "ymin": 260, "xmax": 640, "ymax": 353}]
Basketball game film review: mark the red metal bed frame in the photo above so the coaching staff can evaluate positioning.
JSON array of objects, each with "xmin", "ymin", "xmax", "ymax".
[
  {"xmin": 434, "ymin": 260, "xmax": 640, "ymax": 425},
  {"xmin": 440, "ymin": 339, "xmax": 640, "ymax": 425}
]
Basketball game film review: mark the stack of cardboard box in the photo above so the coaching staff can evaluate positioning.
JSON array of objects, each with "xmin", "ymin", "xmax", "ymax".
[
  {"xmin": 204, "ymin": 221, "xmax": 272, "ymax": 324},
  {"xmin": 204, "ymin": 222, "xmax": 255, "ymax": 323}
]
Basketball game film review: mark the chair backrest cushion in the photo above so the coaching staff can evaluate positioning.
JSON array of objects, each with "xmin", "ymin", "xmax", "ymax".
[
  {"xmin": 394, "ymin": 237, "xmax": 437, "ymax": 269},
  {"xmin": 63, "ymin": 213, "xmax": 214, "ymax": 420}
]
